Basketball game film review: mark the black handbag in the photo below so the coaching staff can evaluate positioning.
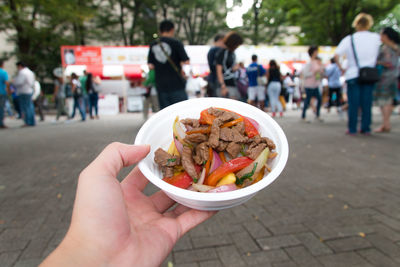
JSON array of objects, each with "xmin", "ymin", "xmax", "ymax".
[{"xmin": 351, "ymin": 35, "xmax": 380, "ymax": 84}]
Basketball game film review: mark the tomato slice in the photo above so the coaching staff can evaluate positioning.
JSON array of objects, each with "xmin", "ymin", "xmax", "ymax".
[
  {"xmin": 163, "ymin": 172, "xmax": 193, "ymax": 189},
  {"xmin": 204, "ymin": 157, "xmax": 254, "ymax": 186}
]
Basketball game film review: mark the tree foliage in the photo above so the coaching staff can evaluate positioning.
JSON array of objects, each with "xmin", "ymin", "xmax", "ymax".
[{"xmin": 286, "ymin": 0, "xmax": 399, "ymax": 45}]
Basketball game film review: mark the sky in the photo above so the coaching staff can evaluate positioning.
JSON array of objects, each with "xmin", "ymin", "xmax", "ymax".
[{"xmin": 226, "ymin": 0, "xmax": 255, "ymax": 28}]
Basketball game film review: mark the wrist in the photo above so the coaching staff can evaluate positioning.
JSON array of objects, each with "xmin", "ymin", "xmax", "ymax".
[{"xmin": 41, "ymin": 235, "xmax": 107, "ymax": 267}]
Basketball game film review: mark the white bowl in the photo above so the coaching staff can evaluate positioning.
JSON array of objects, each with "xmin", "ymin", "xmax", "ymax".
[{"xmin": 135, "ymin": 98, "xmax": 289, "ymax": 210}]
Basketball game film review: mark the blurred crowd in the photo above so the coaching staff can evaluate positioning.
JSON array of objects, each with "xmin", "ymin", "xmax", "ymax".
[{"xmin": 1, "ymin": 13, "xmax": 399, "ymax": 135}]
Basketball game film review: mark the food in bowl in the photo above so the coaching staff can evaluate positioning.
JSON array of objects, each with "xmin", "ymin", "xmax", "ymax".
[{"xmin": 154, "ymin": 107, "xmax": 278, "ymax": 193}]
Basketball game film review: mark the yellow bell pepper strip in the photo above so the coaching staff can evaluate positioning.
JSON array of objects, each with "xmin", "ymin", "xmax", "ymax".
[
  {"xmin": 204, "ymin": 157, "xmax": 253, "ymax": 186},
  {"xmin": 163, "ymin": 172, "xmax": 193, "ymax": 189},
  {"xmin": 216, "ymin": 173, "xmax": 236, "ymax": 187}
]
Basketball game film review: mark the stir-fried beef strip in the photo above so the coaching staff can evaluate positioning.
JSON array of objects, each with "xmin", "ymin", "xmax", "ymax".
[
  {"xmin": 184, "ymin": 133, "xmax": 208, "ymax": 144},
  {"xmin": 220, "ymin": 127, "xmax": 247, "ymax": 143},
  {"xmin": 163, "ymin": 167, "xmax": 174, "ymax": 178},
  {"xmin": 233, "ymin": 121, "xmax": 245, "ymax": 135},
  {"xmin": 181, "ymin": 146, "xmax": 199, "ymax": 180},
  {"xmin": 154, "ymin": 148, "xmax": 181, "ymax": 178},
  {"xmin": 193, "ymin": 142, "xmax": 209, "ymax": 165},
  {"xmin": 226, "ymin": 142, "xmax": 242, "ymax": 158},
  {"xmin": 246, "ymin": 135, "xmax": 276, "ymax": 151},
  {"xmin": 154, "ymin": 148, "xmax": 181, "ymax": 167},
  {"xmin": 246, "ymin": 143, "xmax": 267, "ymax": 160},
  {"xmin": 216, "ymin": 140, "xmax": 229, "ymax": 152},
  {"xmin": 208, "ymin": 107, "xmax": 240, "ymax": 122},
  {"xmin": 180, "ymin": 118, "xmax": 200, "ymax": 129},
  {"xmin": 209, "ymin": 118, "xmax": 222, "ymax": 149}
]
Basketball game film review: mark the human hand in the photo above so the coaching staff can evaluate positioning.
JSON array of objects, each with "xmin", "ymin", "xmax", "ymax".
[{"xmin": 40, "ymin": 142, "xmax": 216, "ymax": 267}]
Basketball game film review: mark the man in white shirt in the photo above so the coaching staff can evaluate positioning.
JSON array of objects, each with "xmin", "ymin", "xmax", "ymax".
[
  {"xmin": 12, "ymin": 62, "xmax": 36, "ymax": 126},
  {"xmin": 334, "ymin": 13, "xmax": 381, "ymax": 135}
]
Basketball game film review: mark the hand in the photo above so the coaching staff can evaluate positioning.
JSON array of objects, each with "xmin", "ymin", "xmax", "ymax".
[
  {"xmin": 220, "ymin": 84, "xmax": 228, "ymax": 97},
  {"xmin": 40, "ymin": 142, "xmax": 216, "ymax": 267}
]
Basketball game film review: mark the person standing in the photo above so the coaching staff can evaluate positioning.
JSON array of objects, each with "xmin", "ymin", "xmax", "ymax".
[
  {"xmin": 246, "ymin": 55, "xmax": 266, "ymax": 109},
  {"xmin": 33, "ymin": 79, "xmax": 45, "ymax": 121},
  {"xmin": 79, "ymin": 70, "xmax": 89, "ymax": 113},
  {"xmin": 301, "ymin": 46, "xmax": 324, "ymax": 122},
  {"xmin": 0, "ymin": 60, "xmax": 10, "ymax": 128},
  {"xmin": 53, "ymin": 75, "xmax": 69, "ymax": 121},
  {"xmin": 266, "ymin": 60, "xmax": 283, "ymax": 117},
  {"xmin": 86, "ymin": 73, "xmax": 101, "ymax": 119},
  {"xmin": 142, "ymin": 69, "xmax": 159, "ymax": 120},
  {"xmin": 236, "ymin": 62, "xmax": 248, "ymax": 102},
  {"xmin": 335, "ymin": 13, "xmax": 381, "ymax": 135},
  {"xmin": 206, "ymin": 34, "xmax": 225, "ymax": 97},
  {"xmin": 216, "ymin": 31, "xmax": 244, "ymax": 99},
  {"xmin": 147, "ymin": 20, "xmax": 189, "ymax": 109},
  {"xmin": 373, "ymin": 27, "xmax": 400, "ymax": 133},
  {"xmin": 12, "ymin": 62, "xmax": 36, "ymax": 126},
  {"xmin": 325, "ymin": 57, "xmax": 343, "ymax": 113},
  {"xmin": 70, "ymin": 73, "xmax": 86, "ymax": 121}
]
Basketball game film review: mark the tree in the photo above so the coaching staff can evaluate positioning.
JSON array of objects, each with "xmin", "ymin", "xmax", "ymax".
[
  {"xmin": 241, "ymin": 0, "xmax": 289, "ymax": 45},
  {"xmin": 0, "ymin": 0, "xmax": 96, "ymax": 79},
  {"xmin": 286, "ymin": 0, "xmax": 399, "ymax": 45}
]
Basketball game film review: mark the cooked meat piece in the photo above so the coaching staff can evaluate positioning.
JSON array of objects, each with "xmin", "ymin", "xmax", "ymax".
[
  {"xmin": 216, "ymin": 140, "xmax": 229, "ymax": 152},
  {"xmin": 180, "ymin": 118, "xmax": 200, "ymax": 129},
  {"xmin": 162, "ymin": 166, "xmax": 174, "ymax": 178},
  {"xmin": 193, "ymin": 142, "xmax": 209, "ymax": 165},
  {"xmin": 226, "ymin": 142, "xmax": 242, "ymax": 158},
  {"xmin": 208, "ymin": 107, "xmax": 240, "ymax": 122},
  {"xmin": 184, "ymin": 133, "xmax": 207, "ymax": 143},
  {"xmin": 262, "ymin": 137, "xmax": 276, "ymax": 150},
  {"xmin": 220, "ymin": 127, "xmax": 247, "ymax": 143},
  {"xmin": 209, "ymin": 118, "xmax": 222, "ymax": 149},
  {"xmin": 186, "ymin": 125, "xmax": 210, "ymax": 133},
  {"xmin": 181, "ymin": 146, "xmax": 199, "ymax": 180},
  {"xmin": 233, "ymin": 121, "xmax": 245, "ymax": 135},
  {"xmin": 154, "ymin": 148, "xmax": 180, "ymax": 167},
  {"xmin": 246, "ymin": 143, "xmax": 267, "ymax": 160}
]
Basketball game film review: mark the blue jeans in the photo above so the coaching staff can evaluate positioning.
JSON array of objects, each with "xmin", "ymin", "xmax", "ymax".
[
  {"xmin": 267, "ymin": 81, "xmax": 282, "ymax": 112},
  {"xmin": 18, "ymin": 94, "xmax": 36, "ymax": 126},
  {"xmin": 157, "ymin": 90, "xmax": 188, "ymax": 110},
  {"xmin": 71, "ymin": 96, "xmax": 86, "ymax": 120},
  {"xmin": 0, "ymin": 95, "xmax": 7, "ymax": 126},
  {"xmin": 302, "ymin": 88, "xmax": 321, "ymax": 119},
  {"xmin": 346, "ymin": 78, "xmax": 374, "ymax": 133},
  {"xmin": 89, "ymin": 93, "xmax": 98, "ymax": 117}
]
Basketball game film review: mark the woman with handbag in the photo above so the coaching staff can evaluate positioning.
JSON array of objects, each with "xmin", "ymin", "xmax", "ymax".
[
  {"xmin": 334, "ymin": 13, "xmax": 381, "ymax": 135},
  {"xmin": 373, "ymin": 27, "xmax": 400, "ymax": 133}
]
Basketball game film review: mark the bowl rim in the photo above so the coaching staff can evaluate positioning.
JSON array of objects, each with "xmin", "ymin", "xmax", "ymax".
[{"xmin": 135, "ymin": 98, "xmax": 289, "ymax": 202}]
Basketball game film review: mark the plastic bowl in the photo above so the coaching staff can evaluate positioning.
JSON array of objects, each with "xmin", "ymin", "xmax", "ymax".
[{"xmin": 135, "ymin": 98, "xmax": 289, "ymax": 210}]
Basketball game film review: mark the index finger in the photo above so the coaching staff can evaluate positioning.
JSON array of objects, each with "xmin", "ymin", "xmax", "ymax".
[{"xmin": 83, "ymin": 142, "xmax": 150, "ymax": 178}]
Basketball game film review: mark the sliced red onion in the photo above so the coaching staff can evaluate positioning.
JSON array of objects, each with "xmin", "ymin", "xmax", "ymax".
[
  {"xmin": 245, "ymin": 116, "xmax": 260, "ymax": 130},
  {"xmin": 207, "ymin": 183, "xmax": 237, "ymax": 193},
  {"xmin": 209, "ymin": 150, "xmax": 222, "ymax": 173},
  {"xmin": 173, "ymin": 137, "xmax": 183, "ymax": 155},
  {"xmin": 192, "ymin": 183, "xmax": 214, "ymax": 192}
]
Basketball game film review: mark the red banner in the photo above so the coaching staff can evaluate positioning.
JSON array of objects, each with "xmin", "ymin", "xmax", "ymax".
[{"xmin": 61, "ymin": 46, "xmax": 102, "ymax": 67}]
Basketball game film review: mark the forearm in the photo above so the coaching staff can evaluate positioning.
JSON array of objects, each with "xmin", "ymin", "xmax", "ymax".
[{"xmin": 216, "ymin": 65, "xmax": 224, "ymax": 85}]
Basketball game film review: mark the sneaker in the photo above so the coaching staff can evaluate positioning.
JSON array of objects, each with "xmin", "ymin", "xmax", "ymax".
[
  {"xmin": 346, "ymin": 130, "xmax": 356, "ymax": 136},
  {"xmin": 315, "ymin": 117, "xmax": 324, "ymax": 122},
  {"xmin": 359, "ymin": 130, "xmax": 371, "ymax": 136},
  {"xmin": 301, "ymin": 118, "xmax": 311, "ymax": 123}
]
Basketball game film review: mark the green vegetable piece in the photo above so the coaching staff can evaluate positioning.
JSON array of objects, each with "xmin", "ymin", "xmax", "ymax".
[
  {"xmin": 236, "ymin": 162, "xmax": 258, "ymax": 185},
  {"xmin": 193, "ymin": 178, "xmax": 198, "ymax": 183}
]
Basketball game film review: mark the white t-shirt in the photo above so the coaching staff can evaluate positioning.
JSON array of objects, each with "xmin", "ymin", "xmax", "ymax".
[{"xmin": 335, "ymin": 31, "xmax": 381, "ymax": 81}]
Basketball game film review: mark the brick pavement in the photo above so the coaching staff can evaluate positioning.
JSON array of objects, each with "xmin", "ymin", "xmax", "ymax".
[{"xmin": 0, "ymin": 109, "xmax": 400, "ymax": 267}]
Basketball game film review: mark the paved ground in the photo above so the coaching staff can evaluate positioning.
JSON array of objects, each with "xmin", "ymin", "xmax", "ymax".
[{"xmin": 1, "ymin": 108, "xmax": 400, "ymax": 267}]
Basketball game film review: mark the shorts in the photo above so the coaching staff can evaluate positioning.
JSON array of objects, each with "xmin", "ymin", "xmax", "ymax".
[{"xmin": 248, "ymin": 85, "xmax": 265, "ymax": 101}]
